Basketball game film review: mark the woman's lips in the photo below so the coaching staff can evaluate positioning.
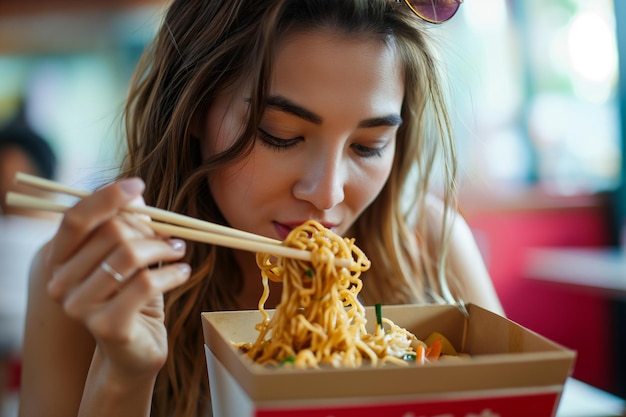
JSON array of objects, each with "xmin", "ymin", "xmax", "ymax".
[
  {"xmin": 273, "ymin": 222, "xmax": 293, "ymax": 240},
  {"xmin": 272, "ymin": 221, "xmax": 338, "ymax": 240}
]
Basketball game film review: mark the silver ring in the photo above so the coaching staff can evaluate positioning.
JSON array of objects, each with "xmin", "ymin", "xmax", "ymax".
[{"xmin": 100, "ymin": 261, "xmax": 125, "ymax": 283}]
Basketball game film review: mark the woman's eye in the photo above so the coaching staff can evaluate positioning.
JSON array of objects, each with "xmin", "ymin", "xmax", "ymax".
[
  {"xmin": 257, "ymin": 128, "xmax": 302, "ymax": 151},
  {"xmin": 351, "ymin": 142, "xmax": 387, "ymax": 158}
]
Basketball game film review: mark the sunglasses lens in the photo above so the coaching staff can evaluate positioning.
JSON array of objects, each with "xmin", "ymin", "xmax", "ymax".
[{"xmin": 406, "ymin": 0, "xmax": 461, "ymax": 23}]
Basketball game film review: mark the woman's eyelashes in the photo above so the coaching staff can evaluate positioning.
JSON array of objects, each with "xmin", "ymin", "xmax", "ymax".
[
  {"xmin": 257, "ymin": 128, "xmax": 302, "ymax": 151},
  {"xmin": 350, "ymin": 142, "xmax": 388, "ymax": 158},
  {"xmin": 257, "ymin": 128, "xmax": 390, "ymax": 158}
]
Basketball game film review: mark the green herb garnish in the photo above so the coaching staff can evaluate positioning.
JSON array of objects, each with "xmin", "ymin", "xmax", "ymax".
[
  {"xmin": 306, "ymin": 269, "xmax": 313, "ymax": 277},
  {"xmin": 375, "ymin": 303, "xmax": 383, "ymax": 329},
  {"xmin": 402, "ymin": 352, "xmax": 416, "ymax": 361},
  {"xmin": 280, "ymin": 356, "xmax": 295, "ymax": 366}
]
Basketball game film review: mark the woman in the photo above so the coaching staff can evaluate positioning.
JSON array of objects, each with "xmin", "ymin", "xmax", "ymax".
[{"xmin": 19, "ymin": 1, "xmax": 502, "ymax": 416}]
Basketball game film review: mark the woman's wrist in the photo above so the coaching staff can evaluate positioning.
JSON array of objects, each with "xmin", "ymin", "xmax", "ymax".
[{"xmin": 78, "ymin": 347, "xmax": 160, "ymax": 417}]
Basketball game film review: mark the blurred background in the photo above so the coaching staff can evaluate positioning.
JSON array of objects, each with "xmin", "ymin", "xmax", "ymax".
[{"xmin": 0, "ymin": 0, "xmax": 625, "ymax": 415}]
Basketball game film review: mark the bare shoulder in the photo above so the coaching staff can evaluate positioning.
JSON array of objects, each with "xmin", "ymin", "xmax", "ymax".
[
  {"xmin": 420, "ymin": 193, "xmax": 469, "ymax": 246},
  {"xmin": 19, "ymin": 242, "xmax": 95, "ymax": 417},
  {"xmin": 421, "ymin": 194, "xmax": 505, "ymax": 316}
]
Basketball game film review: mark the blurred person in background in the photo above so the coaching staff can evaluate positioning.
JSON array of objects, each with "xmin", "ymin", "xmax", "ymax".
[
  {"xmin": 0, "ymin": 99, "xmax": 57, "ymax": 217},
  {"xmin": 0, "ymin": 99, "xmax": 59, "ymax": 416}
]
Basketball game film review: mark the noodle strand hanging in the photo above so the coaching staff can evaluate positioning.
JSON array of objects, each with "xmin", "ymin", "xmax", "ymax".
[{"xmin": 238, "ymin": 220, "xmax": 434, "ymax": 368}]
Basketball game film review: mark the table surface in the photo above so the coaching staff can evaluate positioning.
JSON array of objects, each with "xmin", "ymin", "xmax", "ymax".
[
  {"xmin": 524, "ymin": 247, "xmax": 626, "ymax": 295},
  {"xmin": 557, "ymin": 378, "xmax": 625, "ymax": 417}
]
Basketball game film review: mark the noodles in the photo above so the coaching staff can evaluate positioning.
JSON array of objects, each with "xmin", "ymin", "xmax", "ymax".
[{"xmin": 238, "ymin": 220, "xmax": 431, "ymax": 369}]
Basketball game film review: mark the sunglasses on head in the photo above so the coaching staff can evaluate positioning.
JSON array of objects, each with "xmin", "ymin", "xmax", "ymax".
[{"xmin": 399, "ymin": 0, "xmax": 463, "ymax": 24}]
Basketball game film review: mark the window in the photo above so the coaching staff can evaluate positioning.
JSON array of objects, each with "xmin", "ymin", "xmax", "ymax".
[{"xmin": 436, "ymin": 0, "xmax": 621, "ymax": 195}]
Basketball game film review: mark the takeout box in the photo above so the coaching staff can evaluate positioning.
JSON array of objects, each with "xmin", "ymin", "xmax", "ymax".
[{"xmin": 202, "ymin": 303, "xmax": 576, "ymax": 417}]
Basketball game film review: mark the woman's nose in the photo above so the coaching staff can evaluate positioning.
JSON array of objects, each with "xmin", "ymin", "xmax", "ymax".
[{"xmin": 292, "ymin": 151, "xmax": 346, "ymax": 210}]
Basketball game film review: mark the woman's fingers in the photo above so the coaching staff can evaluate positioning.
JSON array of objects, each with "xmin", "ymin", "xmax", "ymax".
[
  {"xmin": 47, "ymin": 212, "xmax": 157, "ymax": 302},
  {"xmin": 57, "ymin": 238, "xmax": 188, "ymax": 321},
  {"xmin": 111, "ymin": 263, "xmax": 191, "ymax": 321},
  {"xmin": 84, "ymin": 263, "xmax": 191, "ymax": 344},
  {"xmin": 47, "ymin": 178, "xmax": 146, "ymax": 266}
]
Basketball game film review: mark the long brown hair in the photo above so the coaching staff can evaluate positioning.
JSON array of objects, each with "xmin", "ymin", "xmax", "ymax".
[{"xmin": 120, "ymin": 1, "xmax": 459, "ymax": 415}]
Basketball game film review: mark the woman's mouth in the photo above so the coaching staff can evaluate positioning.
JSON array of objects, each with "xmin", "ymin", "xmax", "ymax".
[
  {"xmin": 272, "ymin": 221, "xmax": 338, "ymax": 240},
  {"xmin": 272, "ymin": 222, "xmax": 293, "ymax": 240}
]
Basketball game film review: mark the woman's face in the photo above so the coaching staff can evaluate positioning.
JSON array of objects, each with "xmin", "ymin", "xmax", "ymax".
[{"xmin": 200, "ymin": 31, "xmax": 404, "ymax": 240}]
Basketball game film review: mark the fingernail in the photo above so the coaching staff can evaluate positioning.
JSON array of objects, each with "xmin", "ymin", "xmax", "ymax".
[
  {"xmin": 169, "ymin": 239, "xmax": 186, "ymax": 252},
  {"xmin": 119, "ymin": 178, "xmax": 145, "ymax": 196},
  {"xmin": 177, "ymin": 264, "xmax": 191, "ymax": 275}
]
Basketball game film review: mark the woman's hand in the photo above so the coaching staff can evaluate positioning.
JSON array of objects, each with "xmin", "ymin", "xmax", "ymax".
[{"xmin": 45, "ymin": 177, "xmax": 191, "ymax": 380}]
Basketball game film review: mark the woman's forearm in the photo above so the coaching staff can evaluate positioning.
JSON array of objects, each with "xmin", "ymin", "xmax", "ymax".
[{"xmin": 78, "ymin": 347, "xmax": 158, "ymax": 417}]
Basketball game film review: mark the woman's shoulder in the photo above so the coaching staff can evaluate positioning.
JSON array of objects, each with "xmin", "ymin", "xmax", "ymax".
[
  {"xmin": 417, "ymin": 192, "xmax": 482, "ymax": 260},
  {"xmin": 417, "ymin": 192, "xmax": 463, "ymax": 242},
  {"xmin": 418, "ymin": 193, "xmax": 504, "ymax": 315}
]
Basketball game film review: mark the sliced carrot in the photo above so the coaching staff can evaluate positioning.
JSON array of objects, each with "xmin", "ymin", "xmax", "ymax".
[
  {"xmin": 415, "ymin": 344, "xmax": 425, "ymax": 365},
  {"xmin": 425, "ymin": 337, "xmax": 442, "ymax": 361}
]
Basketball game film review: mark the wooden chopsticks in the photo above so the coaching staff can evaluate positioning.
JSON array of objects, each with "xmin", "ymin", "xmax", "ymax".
[
  {"xmin": 12, "ymin": 172, "xmax": 279, "ymax": 245},
  {"xmin": 6, "ymin": 172, "xmax": 352, "ymax": 266}
]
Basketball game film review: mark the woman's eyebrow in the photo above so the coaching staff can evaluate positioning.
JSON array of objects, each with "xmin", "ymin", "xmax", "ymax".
[
  {"xmin": 358, "ymin": 114, "xmax": 403, "ymax": 128},
  {"xmin": 266, "ymin": 95, "xmax": 322, "ymax": 124},
  {"xmin": 266, "ymin": 95, "xmax": 403, "ymax": 128}
]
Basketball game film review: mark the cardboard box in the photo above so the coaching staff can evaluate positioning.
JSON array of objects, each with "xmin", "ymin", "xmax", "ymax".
[{"xmin": 202, "ymin": 303, "xmax": 575, "ymax": 417}]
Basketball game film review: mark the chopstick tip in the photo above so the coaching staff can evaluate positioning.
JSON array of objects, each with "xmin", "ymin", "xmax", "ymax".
[{"xmin": 13, "ymin": 171, "xmax": 28, "ymax": 184}]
